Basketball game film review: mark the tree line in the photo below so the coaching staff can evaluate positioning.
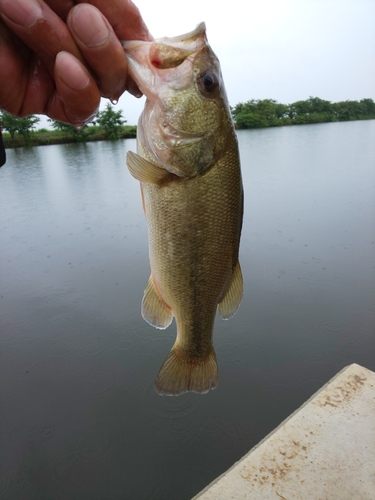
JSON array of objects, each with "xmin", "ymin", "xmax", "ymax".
[
  {"xmin": 231, "ymin": 97, "xmax": 375, "ymax": 129},
  {"xmin": 1, "ymin": 97, "xmax": 375, "ymax": 148},
  {"xmin": 0, "ymin": 103, "xmax": 136, "ymax": 148}
]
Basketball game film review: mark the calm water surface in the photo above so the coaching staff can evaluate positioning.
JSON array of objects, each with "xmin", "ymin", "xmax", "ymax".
[{"xmin": 1, "ymin": 120, "xmax": 374, "ymax": 499}]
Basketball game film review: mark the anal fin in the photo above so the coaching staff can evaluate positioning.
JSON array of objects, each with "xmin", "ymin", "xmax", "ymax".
[
  {"xmin": 141, "ymin": 276, "xmax": 173, "ymax": 329},
  {"xmin": 218, "ymin": 261, "xmax": 243, "ymax": 320}
]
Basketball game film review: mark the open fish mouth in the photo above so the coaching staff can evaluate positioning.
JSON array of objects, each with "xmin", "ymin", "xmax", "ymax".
[{"xmin": 122, "ymin": 22, "xmax": 208, "ymax": 99}]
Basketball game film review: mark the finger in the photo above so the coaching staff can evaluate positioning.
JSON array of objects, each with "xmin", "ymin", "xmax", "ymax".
[
  {"xmin": 75, "ymin": 0, "xmax": 153, "ymax": 98},
  {"xmin": 0, "ymin": 18, "xmax": 98, "ymax": 122},
  {"xmin": 0, "ymin": 19, "xmax": 27, "ymax": 113},
  {"xmin": 0, "ymin": 17, "xmax": 56, "ymax": 116},
  {"xmin": 0, "ymin": 0, "xmax": 83, "ymax": 78},
  {"xmin": 77, "ymin": 0, "xmax": 153, "ymax": 42},
  {"xmin": 68, "ymin": 4, "xmax": 127, "ymax": 101},
  {"xmin": 52, "ymin": 51, "xmax": 100, "ymax": 125}
]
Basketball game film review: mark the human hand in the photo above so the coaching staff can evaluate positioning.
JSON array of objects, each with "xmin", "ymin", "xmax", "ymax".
[{"xmin": 0, "ymin": 0, "xmax": 152, "ymax": 126}]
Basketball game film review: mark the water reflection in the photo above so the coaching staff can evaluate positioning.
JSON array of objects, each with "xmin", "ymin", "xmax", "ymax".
[{"xmin": 1, "ymin": 121, "xmax": 374, "ymax": 499}]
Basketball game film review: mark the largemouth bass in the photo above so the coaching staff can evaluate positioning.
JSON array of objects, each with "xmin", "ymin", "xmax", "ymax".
[{"xmin": 123, "ymin": 23, "xmax": 243, "ymax": 395}]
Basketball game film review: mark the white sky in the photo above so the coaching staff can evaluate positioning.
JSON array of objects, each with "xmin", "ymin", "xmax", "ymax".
[{"xmin": 39, "ymin": 0, "xmax": 375, "ymax": 127}]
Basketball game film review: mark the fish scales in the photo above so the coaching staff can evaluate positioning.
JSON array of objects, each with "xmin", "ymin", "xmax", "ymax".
[
  {"xmin": 144, "ymin": 144, "xmax": 242, "ymax": 334},
  {"xmin": 123, "ymin": 23, "xmax": 243, "ymax": 395}
]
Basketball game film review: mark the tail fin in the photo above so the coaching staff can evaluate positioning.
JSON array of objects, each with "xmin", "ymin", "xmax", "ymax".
[{"xmin": 155, "ymin": 347, "xmax": 218, "ymax": 396}]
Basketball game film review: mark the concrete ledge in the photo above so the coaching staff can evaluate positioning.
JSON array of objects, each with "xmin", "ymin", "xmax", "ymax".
[{"xmin": 193, "ymin": 363, "xmax": 375, "ymax": 499}]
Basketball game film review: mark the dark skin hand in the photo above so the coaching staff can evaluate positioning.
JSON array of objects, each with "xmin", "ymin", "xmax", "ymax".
[{"xmin": 0, "ymin": 0, "xmax": 153, "ymax": 126}]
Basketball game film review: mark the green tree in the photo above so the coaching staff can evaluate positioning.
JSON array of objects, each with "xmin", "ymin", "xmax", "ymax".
[
  {"xmin": 289, "ymin": 99, "xmax": 311, "ymax": 115},
  {"xmin": 233, "ymin": 97, "xmax": 375, "ymax": 129},
  {"xmin": 0, "ymin": 111, "xmax": 39, "ymax": 139},
  {"xmin": 235, "ymin": 113, "xmax": 267, "ymax": 129},
  {"xmin": 95, "ymin": 103, "xmax": 126, "ymax": 139},
  {"xmin": 289, "ymin": 97, "xmax": 335, "ymax": 124},
  {"xmin": 275, "ymin": 103, "xmax": 288, "ymax": 119},
  {"xmin": 335, "ymin": 99, "xmax": 375, "ymax": 120},
  {"xmin": 307, "ymin": 97, "xmax": 332, "ymax": 114},
  {"xmin": 231, "ymin": 99, "xmax": 284, "ymax": 128},
  {"xmin": 360, "ymin": 98, "xmax": 375, "ymax": 116}
]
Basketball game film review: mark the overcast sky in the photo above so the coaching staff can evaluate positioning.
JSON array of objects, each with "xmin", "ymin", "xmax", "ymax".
[
  {"xmin": 37, "ymin": 0, "xmax": 375, "ymax": 127},
  {"xmin": 111, "ymin": 0, "xmax": 375, "ymax": 125}
]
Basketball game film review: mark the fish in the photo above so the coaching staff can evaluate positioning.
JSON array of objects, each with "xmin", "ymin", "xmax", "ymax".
[{"xmin": 122, "ymin": 22, "xmax": 243, "ymax": 396}]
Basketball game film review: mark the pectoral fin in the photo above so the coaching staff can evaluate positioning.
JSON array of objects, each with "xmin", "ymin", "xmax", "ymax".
[
  {"xmin": 127, "ymin": 151, "xmax": 170, "ymax": 184},
  {"xmin": 141, "ymin": 276, "xmax": 173, "ymax": 329},
  {"xmin": 218, "ymin": 261, "xmax": 243, "ymax": 320}
]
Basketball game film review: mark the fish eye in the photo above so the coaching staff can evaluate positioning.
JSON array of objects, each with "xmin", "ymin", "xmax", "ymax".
[{"xmin": 199, "ymin": 71, "xmax": 219, "ymax": 94}]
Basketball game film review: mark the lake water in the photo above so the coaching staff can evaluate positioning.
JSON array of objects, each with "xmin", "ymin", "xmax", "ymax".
[{"xmin": 1, "ymin": 120, "xmax": 374, "ymax": 499}]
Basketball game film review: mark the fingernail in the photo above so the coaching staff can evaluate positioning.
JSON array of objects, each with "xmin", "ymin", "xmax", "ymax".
[
  {"xmin": 56, "ymin": 52, "xmax": 90, "ymax": 90},
  {"xmin": 70, "ymin": 4, "xmax": 109, "ymax": 48},
  {"xmin": 0, "ymin": 0, "xmax": 42, "ymax": 28}
]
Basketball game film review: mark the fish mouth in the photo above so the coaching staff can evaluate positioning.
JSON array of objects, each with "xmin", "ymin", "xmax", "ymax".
[{"xmin": 122, "ymin": 22, "xmax": 207, "ymax": 98}]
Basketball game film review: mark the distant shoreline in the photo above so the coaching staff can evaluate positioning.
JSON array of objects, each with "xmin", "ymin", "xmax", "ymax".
[
  {"xmin": 234, "ymin": 116, "xmax": 375, "ymax": 130},
  {"xmin": 2, "ymin": 126, "xmax": 137, "ymax": 149},
  {"xmin": 231, "ymin": 97, "xmax": 375, "ymax": 129},
  {"xmin": 3, "ymin": 112, "xmax": 375, "ymax": 150},
  {"xmin": 233, "ymin": 114, "xmax": 375, "ymax": 130}
]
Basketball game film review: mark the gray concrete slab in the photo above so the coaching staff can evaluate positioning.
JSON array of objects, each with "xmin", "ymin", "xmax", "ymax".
[{"xmin": 193, "ymin": 363, "xmax": 375, "ymax": 500}]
